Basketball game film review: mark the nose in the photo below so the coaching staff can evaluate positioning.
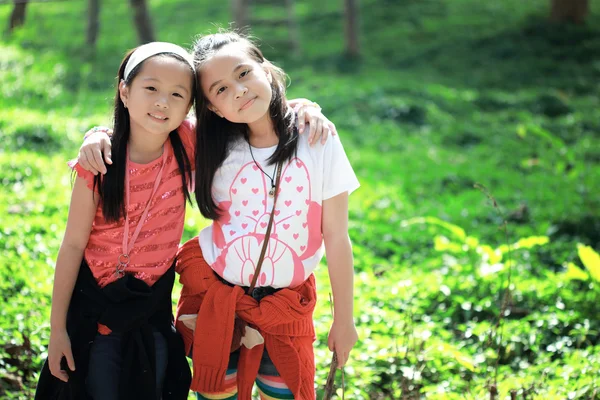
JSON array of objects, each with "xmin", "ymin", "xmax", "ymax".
[
  {"xmin": 155, "ymin": 95, "xmax": 169, "ymax": 109},
  {"xmin": 235, "ymin": 85, "xmax": 248, "ymax": 99}
]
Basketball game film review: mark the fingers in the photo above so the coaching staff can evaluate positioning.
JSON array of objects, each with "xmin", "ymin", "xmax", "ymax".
[
  {"xmin": 327, "ymin": 121, "xmax": 338, "ymax": 137},
  {"xmin": 56, "ymin": 369, "xmax": 69, "ymax": 382},
  {"xmin": 308, "ymin": 117, "xmax": 317, "ymax": 145},
  {"xmin": 327, "ymin": 333, "xmax": 335, "ymax": 352},
  {"xmin": 78, "ymin": 147, "xmax": 101, "ymax": 176},
  {"xmin": 49, "ymin": 356, "xmax": 69, "ymax": 383},
  {"xmin": 311, "ymin": 118, "xmax": 324, "ymax": 146},
  {"xmin": 102, "ymin": 139, "xmax": 113, "ymax": 165},
  {"xmin": 336, "ymin": 349, "xmax": 350, "ymax": 369},
  {"xmin": 78, "ymin": 151, "xmax": 93, "ymax": 175},
  {"xmin": 297, "ymin": 106, "xmax": 306, "ymax": 133},
  {"xmin": 296, "ymin": 105, "xmax": 336, "ymax": 146},
  {"xmin": 83, "ymin": 148, "xmax": 101, "ymax": 175},
  {"xmin": 322, "ymin": 126, "xmax": 331, "ymax": 145},
  {"xmin": 90, "ymin": 147, "xmax": 106, "ymax": 175},
  {"xmin": 79, "ymin": 127, "xmax": 112, "ymax": 175},
  {"xmin": 64, "ymin": 347, "xmax": 76, "ymax": 372}
]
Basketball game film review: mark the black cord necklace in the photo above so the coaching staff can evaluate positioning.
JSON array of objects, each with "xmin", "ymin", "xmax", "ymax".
[{"xmin": 248, "ymin": 142, "xmax": 277, "ymax": 197}]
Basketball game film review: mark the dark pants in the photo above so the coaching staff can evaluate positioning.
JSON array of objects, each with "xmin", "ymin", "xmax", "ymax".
[
  {"xmin": 86, "ymin": 329, "xmax": 168, "ymax": 399},
  {"xmin": 227, "ymin": 347, "xmax": 280, "ymax": 376}
]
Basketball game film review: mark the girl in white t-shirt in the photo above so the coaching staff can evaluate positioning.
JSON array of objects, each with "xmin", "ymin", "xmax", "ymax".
[{"xmin": 177, "ymin": 31, "xmax": 359, "ymax": 400}]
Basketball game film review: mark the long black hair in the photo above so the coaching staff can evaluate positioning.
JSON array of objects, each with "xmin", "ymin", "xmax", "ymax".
[
  {"xmin": 193, "ymin": 31, "xmax": 298, "ymax": 220},
  {"xmin": 93, "ymin": 50, "xmax": 195, "ymax": 223}
]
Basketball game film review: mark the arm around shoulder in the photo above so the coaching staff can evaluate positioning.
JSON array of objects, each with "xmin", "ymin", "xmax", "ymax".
[{"xmin": 79, "ymin": 127, "xmax": 113, "ymax": 175}]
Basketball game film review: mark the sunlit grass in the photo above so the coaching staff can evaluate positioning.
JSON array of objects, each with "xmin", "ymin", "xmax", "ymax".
[{"xmin": 1, "ymin": 0, "xmax": 600, "ymax": 398}]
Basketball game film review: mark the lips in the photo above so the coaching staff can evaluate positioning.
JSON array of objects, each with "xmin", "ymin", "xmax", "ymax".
[
  {"xmin": 148, "ymin": 113, "xmax": 168, "ymax": 122},
  {"xmin": 239, "ymin": 97, "xmax": 257, "ymax": 111}
]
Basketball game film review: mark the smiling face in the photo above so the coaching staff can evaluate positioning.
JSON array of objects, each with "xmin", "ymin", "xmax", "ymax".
[
  {"xmin": 199, "ymin": 43, "xmax": 273, "ymax": 125},
  {"xmin": 119, "ymin": 55, "xmax": 194, "ymax": 138}
]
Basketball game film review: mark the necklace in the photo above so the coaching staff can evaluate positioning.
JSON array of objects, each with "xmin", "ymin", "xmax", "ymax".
[
  {"xmin": 116, "ymin": 145, "xmax": 167, "ymax": 277},
  {"xmin": 248, "ymin": 141, "xmax": 277, "ymax": 197}
]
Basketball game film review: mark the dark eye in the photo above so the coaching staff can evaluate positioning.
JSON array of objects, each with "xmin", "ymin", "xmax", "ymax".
[
  {"xmin": 216, "ymin": 86, "xmax": 226, "ymax": 95},
  {"xmin": 240, "ymin": 69, "xmax": 250, "ymax": 78},
  {"xmin": 145, "ymin": 86, "xmax": 157, "ymax": 91},
  {"xmin": 173, "ymin": 92, "xmax": 184, "ymax": 98}
]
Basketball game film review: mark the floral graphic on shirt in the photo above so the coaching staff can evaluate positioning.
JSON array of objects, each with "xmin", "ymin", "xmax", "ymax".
[{"xmin": 212, "ymin": 158, "xmax": 322, "ymax": 287}]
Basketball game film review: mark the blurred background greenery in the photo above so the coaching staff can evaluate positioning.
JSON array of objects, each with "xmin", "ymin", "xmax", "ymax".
[{"xmin": 1, "ymin": 0, "xmax": 600, "ymax": 398}]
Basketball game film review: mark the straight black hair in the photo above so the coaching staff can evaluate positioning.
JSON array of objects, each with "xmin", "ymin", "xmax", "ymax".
[
  {"xmin": 93, "ymin": 50, "xmax": 195, "ymax": 223},
  {"xmin": 193, "ymin": 31, "xmax": 298, "ymax": 220}
]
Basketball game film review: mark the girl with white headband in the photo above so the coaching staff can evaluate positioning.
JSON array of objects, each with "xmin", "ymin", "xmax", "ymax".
[{"xmin": 35, "ymin": 42, "xmax": 198, "ymax": 399}]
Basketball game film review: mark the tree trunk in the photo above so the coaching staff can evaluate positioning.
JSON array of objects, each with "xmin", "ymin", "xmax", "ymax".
[
  {"xmin": 231, "ymin": 0, "xmax": 249, "ymax": 30},
  {"xmin": 344, "ymin": 0, "xmax": 360, "ymax": 58},
  {"xmin": 129, "ymin": 0, "xmax": 155, "ymax": 43},
  {"xmin": 7, "ymin": 0, "xmax": 28, "ymax": 34},
  {"xmin": 284, "ymin": 0, "xmax": 300, "ymax": 57},
  {"xmin": 87, "ymin": 0, "xmax": 100, "ymax": 47},
  {"xmin": 550, "ymin": 0, "xmax": 589, "ymax": 24}
]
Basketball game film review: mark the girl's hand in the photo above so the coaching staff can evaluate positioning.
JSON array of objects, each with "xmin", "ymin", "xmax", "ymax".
[
  {"xmin": 79, "ymin": 127, "xmax": 113, "ymax": 175},
  {"xmin": 48, "ymin": 329, "xmax": 76, "ymax": 382},
  {"xmin": 327, "ymin": 320, "xmax": 358, "ymax": 368},
  {"xmin": 296, "ymin": 105, "xmax": 338, "ymax": 146}
]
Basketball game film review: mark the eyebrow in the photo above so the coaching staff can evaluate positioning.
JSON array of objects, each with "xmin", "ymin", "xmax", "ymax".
[
  {"xmin": 208, "ymin": 63, "xmax": 252, "ymax": 94},
  {"xmin": 141, "ymin": 77, "xmax": 190, "ymax": 95}
]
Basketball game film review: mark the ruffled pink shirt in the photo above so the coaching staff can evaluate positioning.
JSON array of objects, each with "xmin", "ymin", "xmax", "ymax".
[{"xmin": 70, "ymin": 120, "xmax": 195, "ymax": 288}]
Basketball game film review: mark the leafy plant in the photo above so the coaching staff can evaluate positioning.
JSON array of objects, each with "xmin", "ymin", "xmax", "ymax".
[{"xmin": 563, "ymin": 243, "xmax": 600, "ymax": 284}]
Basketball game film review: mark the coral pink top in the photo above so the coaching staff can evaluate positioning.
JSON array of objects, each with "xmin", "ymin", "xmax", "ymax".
[{"xmin": 69, "ymin": 120, "xmax": 195, "ymax": 288}]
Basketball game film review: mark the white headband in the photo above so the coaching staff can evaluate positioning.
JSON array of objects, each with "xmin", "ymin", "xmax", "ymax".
[{"xmin": 123, "ymin": 42, "xmax": 194, "ymax": 81}]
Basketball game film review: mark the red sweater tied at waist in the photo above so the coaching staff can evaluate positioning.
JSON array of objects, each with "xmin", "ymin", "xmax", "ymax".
[{"xmin": 175, "ymin": 237, "xmax": 317, "ymax": 399}]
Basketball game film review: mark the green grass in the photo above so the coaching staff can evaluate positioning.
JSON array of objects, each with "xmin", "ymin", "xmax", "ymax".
[{"xmin": 1, "ymin": 0, "xmax": 600, "ymax": 398}]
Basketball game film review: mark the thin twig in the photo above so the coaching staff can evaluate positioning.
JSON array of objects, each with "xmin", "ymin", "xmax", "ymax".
[
  {"xmin": 475, "ymin": 183, "xmax": 515, "ymax": 392},
  {"xmin": 323, "ymin": 292, "xmax": 345, "ymax": 400},
  {"xmin": 323, "ymin": 352, "xmax": 338, "ymax": 399}
]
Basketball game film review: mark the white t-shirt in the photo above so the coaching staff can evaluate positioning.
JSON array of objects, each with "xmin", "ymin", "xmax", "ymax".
[{"xmin": 198, "ymin": 127, "xmax": 360, "ymax": 288}]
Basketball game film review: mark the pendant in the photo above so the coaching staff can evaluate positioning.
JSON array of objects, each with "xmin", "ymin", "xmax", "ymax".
[
  {"xmin": 115, "ymin": 254, "xmax": 130, "ymax": 277},
  {"xmin": 115, "ymin": 266, "xmax": 125, "ymax": 278},
  {"xmin": 268, "ymin": 188, "xmax": 275, "ymax": 197}
]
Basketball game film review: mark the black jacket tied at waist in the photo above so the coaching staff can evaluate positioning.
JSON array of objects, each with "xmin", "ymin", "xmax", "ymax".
[{"xmin": 35, "ymin": 260, "xmax": 191, "ymax": 400}]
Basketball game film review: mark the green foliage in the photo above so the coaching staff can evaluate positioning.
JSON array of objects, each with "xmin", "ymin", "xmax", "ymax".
[
  {"xmin": 1, "ymin": 0, "xmax": 600, "ymax": 398},
  {"xmin": 577, "ymin": 244, "xmax": 600, "ymax": 282},
  {"xmin": 564, "ymin": 244, "xmax": 600, "ymax": 287}
]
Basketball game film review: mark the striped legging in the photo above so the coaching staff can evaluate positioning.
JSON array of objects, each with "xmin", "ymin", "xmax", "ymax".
[{"xmin": 195, "ymin": 350, "xmax": 293, "ymax": 399}]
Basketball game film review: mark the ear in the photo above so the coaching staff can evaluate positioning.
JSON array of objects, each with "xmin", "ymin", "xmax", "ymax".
[
  {"xmin": 208, "ymin": 104, "xmax": 224, "ymax": 118},
  {"xmin": 119, "ymin": 80, "xmax": 129, "ymax": 108},
  {"xmin": 264, "ymin": 67, "xmax": 273, "ymax": 84}
]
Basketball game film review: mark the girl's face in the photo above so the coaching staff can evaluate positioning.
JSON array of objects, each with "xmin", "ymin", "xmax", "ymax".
[
  {"xmin": 119, "ymin": 56, "xmax": 193, "ymax": 137},
  {"xmin": 199, "ymin": 44, "xmax": 273, "ymax": 124}
]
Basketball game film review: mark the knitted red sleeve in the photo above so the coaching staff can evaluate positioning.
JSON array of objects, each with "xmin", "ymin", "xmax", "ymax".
[{"xmin": 174, "ymin": 237, "xmax": 207, "ymax": 355}]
